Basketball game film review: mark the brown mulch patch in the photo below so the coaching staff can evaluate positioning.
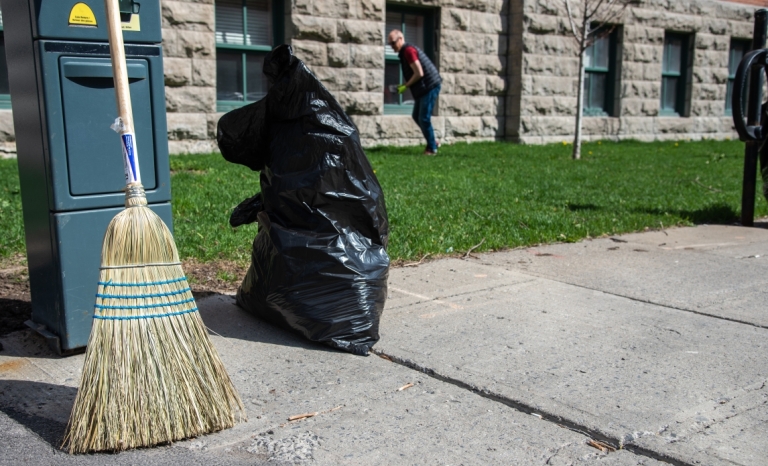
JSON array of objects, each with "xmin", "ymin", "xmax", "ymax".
[
  {"xmin": 181, "ymin": 257, "xmax": 249, "ymax": 297},
  {"xmin": 0, "ymin": 254, "xmax": 249, "ymax": 336},
  {"xmin": 0, "ymin": 254, "xmax": 31, "ymax": 336}
]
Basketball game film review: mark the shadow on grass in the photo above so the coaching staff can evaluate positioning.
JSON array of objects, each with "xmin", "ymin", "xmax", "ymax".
[
  {"xmin": 634, "ymin": 203, "xmax": 739, "ymax": 224},
  {"xmin": 566, "ymin": 203, "xmax": 601, "ymax": 212},
  {"xmin": 365, "ymin": 145, "xmax": 423, "ymax": 156}
]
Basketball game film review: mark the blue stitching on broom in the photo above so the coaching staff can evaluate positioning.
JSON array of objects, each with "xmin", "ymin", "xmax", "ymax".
[
  {"xmin": 93, "ymin": 307, "xmax": 199, "ymax": 320},
  {"xmin": 99, "ymin": 277, "xmax": 187, "ymax": 287},
  {"xmin": 96, "ymin": 287, "xmax": 192, "ymax": 299},
  {"xmin": 95, "ymin": 297, "xmax": 195, "ymax": 310}
]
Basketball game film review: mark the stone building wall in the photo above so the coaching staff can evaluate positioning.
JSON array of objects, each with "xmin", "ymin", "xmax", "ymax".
[
  {"xmin": 0, "ymin": 110, "xmax": 15, "ymax": 158},
  {"xmin": 159, "ymin": 0, "xmax": 760, "ymax": 151},
  {"xmin": 424, "ymin": 0, "xmax": 508, "ymax": 145},
  {"xmin": 287, "ymin": 0, "xmax": 509, "ymax": 148},
  {"xmin": 0, "ymin": 0, "xmax": 762, "ymax": 157},
  {"xmin": 287, "ymin": 0, "xmax": 394, "ymax": 143},
  {"xmin": 161, "ymin": 0, "xmax": 220, "ymax": 154},
  {"xmin": 513, "ymin": 0, "xmax": 756, "ymax": 144}
]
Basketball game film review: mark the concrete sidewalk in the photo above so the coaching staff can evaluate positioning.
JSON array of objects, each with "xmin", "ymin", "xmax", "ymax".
[{"xmin": 1, "ymin": 224, "xmax": 766, "ymax": 465}]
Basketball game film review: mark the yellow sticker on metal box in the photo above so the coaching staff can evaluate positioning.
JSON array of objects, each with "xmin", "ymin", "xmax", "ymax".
[
  {"xmin": 69, "ymin": 2, "xmax": 97, "ymax": 26},
  {"xmin": 121, "ymin": 14, "xmax": 141, "ymax": 32}
]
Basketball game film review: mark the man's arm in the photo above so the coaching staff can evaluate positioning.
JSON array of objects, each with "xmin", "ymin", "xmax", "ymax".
[{"xmin": 404, "ymin": 60, "xmax": 424, "ymax": 88}]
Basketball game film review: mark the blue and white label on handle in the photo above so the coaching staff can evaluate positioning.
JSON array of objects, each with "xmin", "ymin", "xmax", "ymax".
[{"xmin": 121, "ymin": 132, "xmax": 141, "ymax": 184}]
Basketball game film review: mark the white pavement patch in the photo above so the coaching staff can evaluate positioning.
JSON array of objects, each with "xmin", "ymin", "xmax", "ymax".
[{"xmin": 246, "ymin": 431, "xmax": 321, "ymax": 463}]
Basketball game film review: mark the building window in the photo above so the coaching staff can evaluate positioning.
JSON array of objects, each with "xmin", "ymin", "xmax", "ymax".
[
  {"xmin": 215, "ymin": 0, "xmax": 283, "ymax": 112},
  {"xmin": 660, "ymin": 33, "xmax": 691, "ymax": 117},
  {"xmin": 725, "ymin": 39, "xmax": 751, "ymax": 116},
  {"xmin": 384, "ymin": 6, "xmax": 435, "ymax": 114},
  {"xmin": 0, "ymin": 9, "xmax": 10, "ymax": 109},
  {"xmin": 583, "ymin": 29, "xmax": 618, "ymax": 117}
]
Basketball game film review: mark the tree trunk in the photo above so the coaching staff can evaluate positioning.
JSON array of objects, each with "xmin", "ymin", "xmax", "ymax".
[
  {"xmin": 573, "ymin": 51, "xmax": 585, "ymax": 160},
  {"xmin": 573, "ymin": 35, "xmax": 586, "ymax": 160}
]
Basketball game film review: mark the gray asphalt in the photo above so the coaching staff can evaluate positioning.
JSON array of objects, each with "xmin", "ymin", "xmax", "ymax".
[{"xmin": 1, "ymin": 224, "xmax": 766, "ymax": 465}]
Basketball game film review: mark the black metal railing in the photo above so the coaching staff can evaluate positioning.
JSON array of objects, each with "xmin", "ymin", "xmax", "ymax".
[{"xmin": 732, "ymin": 9, "xmax": 768, "ymax": 226}]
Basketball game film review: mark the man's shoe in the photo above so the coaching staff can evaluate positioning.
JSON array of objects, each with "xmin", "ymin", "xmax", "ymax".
[{"xmin": 423, "ymin": 149, "xmax": 437, "ymax": 156}]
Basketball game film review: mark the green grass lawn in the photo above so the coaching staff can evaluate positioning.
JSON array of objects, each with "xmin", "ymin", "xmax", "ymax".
[{"xmin": 1, "ymin": 139, "xmax": 765, "ymax": 263}]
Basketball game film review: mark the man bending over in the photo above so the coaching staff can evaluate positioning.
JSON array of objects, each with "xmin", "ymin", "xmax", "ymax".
[{"xmin": 387, "ymin": 29, "xmax": 442, "ymax": 155}]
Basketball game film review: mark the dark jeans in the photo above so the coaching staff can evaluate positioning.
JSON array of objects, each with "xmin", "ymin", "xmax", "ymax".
[{"xmin": 412, "ymin": 85, "xmax": 441, "ymax": 152}]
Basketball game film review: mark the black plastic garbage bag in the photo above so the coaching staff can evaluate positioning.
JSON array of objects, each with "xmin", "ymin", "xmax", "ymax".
[{"xmin": 217, "ymin": 45, "xmax": 390, "ymax": 355}]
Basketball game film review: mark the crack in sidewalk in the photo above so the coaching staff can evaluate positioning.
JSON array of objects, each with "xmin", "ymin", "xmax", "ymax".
[
  {"xmin": 386, "ymin": 281, "xmax": 535, "ymax": 311},
  {"xmin": 492, "ymin": 267, "xmax": 768, "ymax": 331},
  {"xmin": 568, "ymin": 285, "xmax": 768, "ymax": 331},
  {"xmin": 372, "ymin": 349, "xmax": 694, "ymax": 466}
]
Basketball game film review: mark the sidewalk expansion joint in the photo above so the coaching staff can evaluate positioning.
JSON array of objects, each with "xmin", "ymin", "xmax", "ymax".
[
  {"xmin": 572, "ymin": 285, "xmax": 768, "ymax": 331},
  {"xmin": 371, "ymin": 349, "xmax": 694, "ymax": 466},
  {"xmin": 500, "ymin": 268, "xmax": 768, "ymax": 330},
  {"xmin": 386, "ymin": 282, "xmax": 535, "ymax": 311}
]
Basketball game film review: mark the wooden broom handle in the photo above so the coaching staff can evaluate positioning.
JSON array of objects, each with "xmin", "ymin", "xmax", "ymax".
[
  {"xmin": 105, "ymin": 0, "xmax": 134, "ymax": 133},
  {"xmin": 105, "ymin": 0, "xmax": 141, "ymax": 185}
]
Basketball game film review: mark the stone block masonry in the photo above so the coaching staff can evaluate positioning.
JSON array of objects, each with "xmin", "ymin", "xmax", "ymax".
[
  {"xmin": 0, "ymin": 0, "xmax": 762, "ymax": 156},
  {"xmin": 162, "ymin": 0, "xmax": 219, "ymax": 154},
  {"xmin": 0, "ymin": 111, "xmax": 15, "ymax": 158},
  {"xmin": 278, "ymin": 0, "xmax": 511, "ymax": 148},
  {"xmin": 513, "ymin": 0, "xmax": 757, "ymax": 144}
]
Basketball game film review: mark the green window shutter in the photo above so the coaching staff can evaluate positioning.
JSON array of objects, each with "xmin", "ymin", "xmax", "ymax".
[
  {"xmin": 583, "ymin": 28, "xmax": 617, "ymax": 117},
  {"xmin": 215, "ymin": 0, "xmax": 279, "ymax": 111},
  {"xmin": 246, "ymin": 0, "xmax": 272, "ymax": 47},
  {"xmin": 660, "ymin": 32, "xmax": 690, "ymax": 117},
  {"xmin": 216, "ymin": 0, "xmax": 245, "ymax": 46},
  {"xmin": 725, "ymin": 39, "xmax": 751, "ymax": 115}
]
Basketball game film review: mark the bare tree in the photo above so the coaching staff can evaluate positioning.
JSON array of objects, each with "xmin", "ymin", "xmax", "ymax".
[{"xmin": 564, "ymin": 0, "xmax": 630, "ymax": 160}]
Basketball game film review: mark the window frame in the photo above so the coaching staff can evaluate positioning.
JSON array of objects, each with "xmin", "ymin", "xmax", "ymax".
[
  {"xmin": 583, "ymin": 27, "xmax": 618, "ymax": 117},
  {"xmin": 725, "ymin": 38, "xmax": 751, "ymax": 116},
  {"xmin": 215, "ymin": 0, "xmax": 284, "ymax": 112},
  {"xmin": 660, "ymin": 32, "xmax": 691, "ymax": 117},
  {"xmin": 384, "ymin": 5, "xmax": 436, "ymax": 115},
  {"xmin": 0, "ymin": 10, "xmax": 10, "ymax": 110}
]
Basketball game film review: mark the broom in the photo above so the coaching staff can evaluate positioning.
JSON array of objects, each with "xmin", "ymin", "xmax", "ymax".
[{"xmin": 62, "ymin": 0, "xmax": 244, "ymax": 453}]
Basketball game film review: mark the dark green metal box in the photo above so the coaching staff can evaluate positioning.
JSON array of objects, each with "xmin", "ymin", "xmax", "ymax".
[{"xmin": 3, "ymin": 0, "xmax": 173, "ymax": 352}]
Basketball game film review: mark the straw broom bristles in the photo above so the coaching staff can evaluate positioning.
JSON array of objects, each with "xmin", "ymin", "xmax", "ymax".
[{"xmin": 62, "ymin": 184, "xmax": 244, "ymax": 453}]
